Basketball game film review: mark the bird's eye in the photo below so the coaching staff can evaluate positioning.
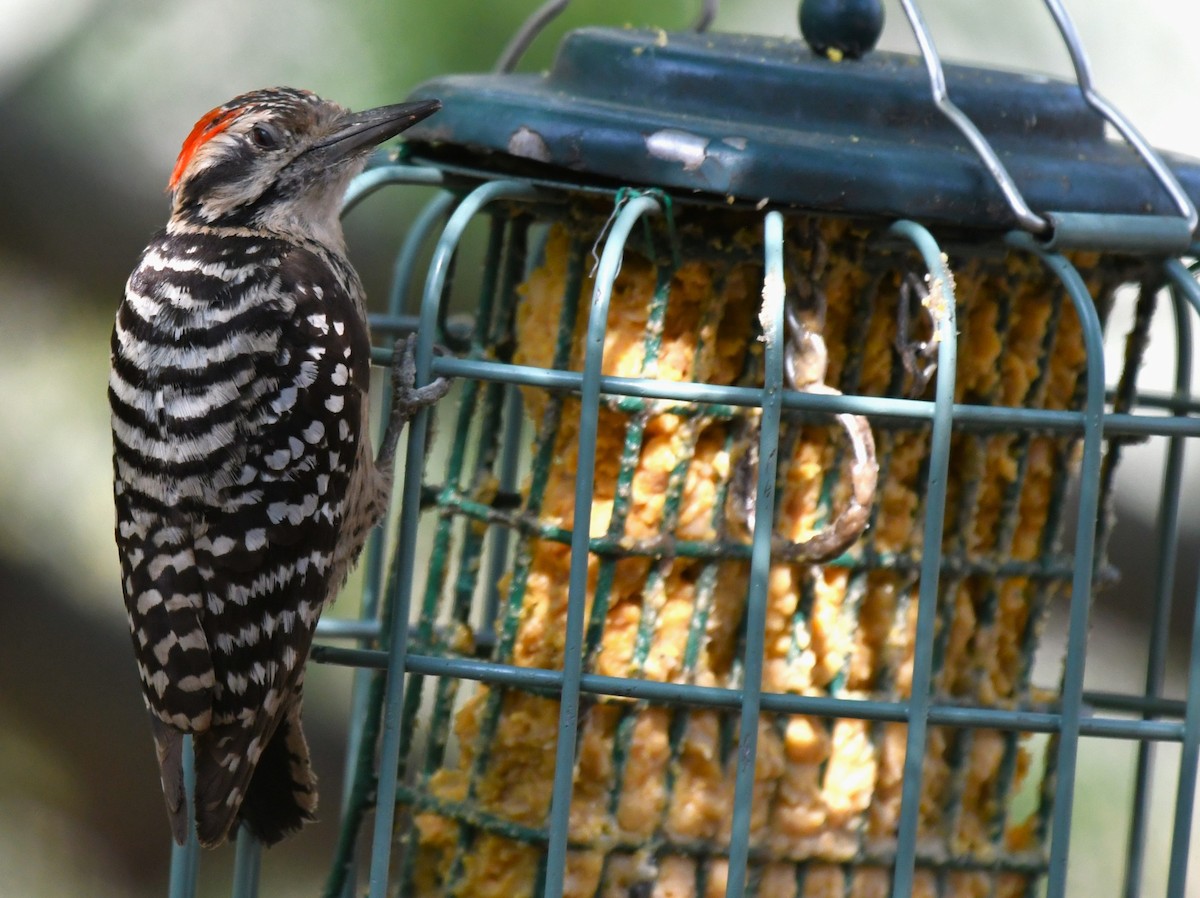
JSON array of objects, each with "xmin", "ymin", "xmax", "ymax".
[{"xmin": 249, "ymin": 124, "xmax": 280, "ymax": 149}]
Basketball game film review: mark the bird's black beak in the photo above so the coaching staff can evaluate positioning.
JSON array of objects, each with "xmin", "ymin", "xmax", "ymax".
[{"xmin": 310, "ymin": 98, "xmax": 441, "ymax": 162}]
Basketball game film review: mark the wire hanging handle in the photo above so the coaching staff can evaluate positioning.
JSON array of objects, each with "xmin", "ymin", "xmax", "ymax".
[
  {"xmin": 494, "ymin": 0, "xmax": 719, "ymax": 73},
  {"xmin": 898, "ymin": 0, "xmax": 1198, "ymax": 240},
  {"xmin": 1040, "ymin": 0, "xmax": 1197, "ymax": 235}
]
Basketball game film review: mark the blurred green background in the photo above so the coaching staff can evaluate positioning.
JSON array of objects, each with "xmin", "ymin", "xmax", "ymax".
[{"xmin": 2, "ymin": 1, "xmax": 1199, "ymax": 895}]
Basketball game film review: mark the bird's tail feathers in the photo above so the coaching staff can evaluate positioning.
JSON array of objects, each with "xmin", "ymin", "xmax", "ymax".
[
  {"xmin": 190, "ymin": 694, "xmax": 316, "ymax": 848},
  {"xmin": 237, "ymin": 697, "xmax": 318, "ymax": 844},
  {"xmin": 150, "ymin": 716, "xmax": 190, "ymax": 846}
]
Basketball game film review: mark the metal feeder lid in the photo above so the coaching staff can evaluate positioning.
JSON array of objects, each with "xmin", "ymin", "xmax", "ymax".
[{"xmin": 403, "ymin": 26, "xmax": 1200, "ymax": 231}]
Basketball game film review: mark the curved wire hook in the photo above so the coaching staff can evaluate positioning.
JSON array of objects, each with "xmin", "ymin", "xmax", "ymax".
[
  {"xmin": 494, "ymin": 0, "xmax": 570, "ymax": 73},
  {"xmin": 773, "ymin": 305, "xmax": 878, "ymax": 563},
  {"xmin": 725, "ymin": 249, "xmax": 879, "ymax": 564},
  {"xmin": 495, "ymin": 0, "xmax": 720, "ymax": 72},
  {"xmin": 692, "ymin": 0, "xmax": 719, "ymax": 33}
]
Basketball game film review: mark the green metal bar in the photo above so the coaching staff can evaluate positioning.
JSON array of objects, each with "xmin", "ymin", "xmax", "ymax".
[
  {"xmin": 541, "ymin": 192, "xmax": 663, "ymax": 898},
  {"xmin": 1084, "ymin": 690, "xmax": 1186, "ymax": 719},
  {"xmin": 479, "ymin": 384, "xmax": 525, "ymax": 643},
  {"xmin": 1122, "ymin": 285, "xmax": 1190, "ymax": 898},
  {"xmin": 924, "ymin": 248, "xmax": 1020, "ymax": 853},
  {"xmin": 1005, "ymin": 231, "xmax": 1107, "ymax": 898},
  {"xmin": 370, "ymin": 781, "xmax": 1059, "ymax": 873},
  {"xmin": 403, "ymin": 216, "xmax": 508, "ymax": 787},
  {"xmin": 340, "ymin": 162, "xmax": 446, "ymax": 215},
  {"xmin": 582, "ymin": 256, "xmax": 677, "ymax": 847},
  {"xmin": 976, "ymin": 263, "xmax": 1058, "ymax": 856},
  {"xmin": 592, "ymin": 260, "xmax": 669, "ymax": 672},
  {"xmin": 1041, "ymin": 212, "xmax": 1193, "ymax": 255},
  {"xmin": 430, "ymin": 356, "xmax": 1200, "ymax": 439},
  {"xmin": 412, "ymin": 214, "xmax": 525, "ymax": 801},
  {"xmin": 725, "ymin": 210, "xmax": 787, "ymax": 898},
  {"xmin": 606, "ymin": 264, "xmax": 722, "ymax": 858},
  {"xmin": 1011, "ymin": 256, "xmax": 1104, "ymax": 863},
  {"xmin": 366, "ymin": 312, "xmax": 421, "ymax": 335},
  {"xmin": 167, "ymin": 735, "xmax": 199, "ymax": 898},
  {"xmin": 366, "ymin": 345, "xmax": 1197, "ymax": 427},
  {"xmin": 434, "ymin": 235, "xmax": 585, "ymax": 896},
  {"xmin": 366, "ymin": 179, "xmax": 542, "ymax": 898},
  {"xmin": 326, "ymin": 184, "xmax": 459, "ymax": 898},
  {"xmin": 327, "ymin": 670, "xmax": 385, "ymax": 898},
  {"xmin": 385, "ymin": 191, "xmax": 457, "ymax": 318},
  {"xmin": 317, "ymin": 619, "xmax": 381, "ymax": 640},
  {"xmin": 477, "ymin": 216, "xmax": 535, "ymax": 642},
  {"xmin": 310, "ymin": 646, "xmax": 1189, "ymax": 741},
  {"xmin": 1105, "ymin": 388, "xmax": 1200, "ymax": 415},
  {"xmin": 381, "ymin": 487, "xmax": 1093, "ymax": 574},
  {"xmin": 885, "ymin": 220, "xmax": 958, "ymax": 898},
  {"xmin": 231, "ymin": 828, "xmax": 261, "ymax": 898},
  {"xmin": 1162, "ymin": 258, "xmax": 1200, "ymax": 898}
]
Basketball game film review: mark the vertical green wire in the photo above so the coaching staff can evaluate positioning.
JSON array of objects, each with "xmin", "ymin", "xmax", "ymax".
[
  {"xmin": 583, "ymin": 258, "xmax": 671, "ymax": 669},
  {"xmin": 541, "ymin": 192, "xmax": 663, "ymax": 898},
  {"xmin": 167, "ymin": 735, "xmax": 199, "ymax": 898},
  {"xmin": 981, "ymin": 268, "xmax": 1065, "ymax": 870},
  {"xmin": 435, "ymin": 233, "xmax": 584, "ymax": 896},
  {"xmin": 402, "ymin": 215, "xmax": 508, "ymax": 783},
  {"xmin": 366, "ymin": 180, "xmax": 541, "ymax": 898},
  {"xmin": 475, "ymin": 215, "xmax": 542, "ymax": 645},
  {"xmin": 1004, "ymin": 231, "xmax": 1107, "ymax": 898},
  {"xmin": 1122, "ymin": 284, "xmax": 1190, "ymax": 898},
  {"xmin": 883, "ymin": 219, "xmax": 958, "ymax": 898},
  {"xmin": 479, "ymin": 385, "xmax": 526, "ymax": 644},
  {"xmin": 1161, "ymin": 258, "xmax": 1200, "ymax": 898},
  {"xmin": 231, "ymin": 827, "xmax": 261, "ymax": 898},
  {"xmin": 724, "ymin": 210, "xmax": 787, "ymax": 898},
  {"xmin": 328, "ymin": 189, "xmax": 456, "ymax": 898},
  {"xmin": 384, "ymin": 191, "xmax": 457, "ymax": 319}
]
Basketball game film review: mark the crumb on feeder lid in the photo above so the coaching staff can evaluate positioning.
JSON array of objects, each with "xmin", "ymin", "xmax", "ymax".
[
  {"xmin": 400, "ymin": 26, "xmax": 1200, "ymax": 230},
  {"xmin": 799, "ymin": 0, "xmax": 886, "ymax": 60}
]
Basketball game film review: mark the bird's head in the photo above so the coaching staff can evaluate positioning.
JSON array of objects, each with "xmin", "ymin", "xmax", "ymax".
[{"xmin": 166, "ymin": 87, "xmax": 439, "ymax": 243}]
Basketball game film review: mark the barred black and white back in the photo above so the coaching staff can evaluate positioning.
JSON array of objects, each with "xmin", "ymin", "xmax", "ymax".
[
  {"xmin": 112, "ymin": 225, "xmax": 369, "ymax": 845},
  {"xmin": 109, "ymin": 88, "xmax": 442, "ymax": 847}
]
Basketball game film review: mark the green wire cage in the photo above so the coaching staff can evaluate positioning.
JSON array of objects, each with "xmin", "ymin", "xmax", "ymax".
[{"xmin": 165, "ymin": 2, "xmax": 1200, "ymax": 897}]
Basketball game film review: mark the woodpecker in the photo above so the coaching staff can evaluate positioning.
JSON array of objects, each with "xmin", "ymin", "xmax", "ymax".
[{"xmin": 109, "ymin": 87, "xmax": 446, "ymax": 848}]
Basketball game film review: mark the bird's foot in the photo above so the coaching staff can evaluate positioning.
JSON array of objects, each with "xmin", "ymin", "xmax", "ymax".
[{"xmin": 378, "ymin": 335, "xmax": 451, "ymax": 466}]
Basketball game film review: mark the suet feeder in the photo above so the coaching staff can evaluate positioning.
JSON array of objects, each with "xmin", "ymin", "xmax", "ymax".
[{"xmin": 167, "ymin": 3, "xmax": 1200, "ymax": 898}]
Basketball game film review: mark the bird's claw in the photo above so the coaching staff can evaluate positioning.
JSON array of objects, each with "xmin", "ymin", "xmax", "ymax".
[
  {"xmin": 378, "ymin": 335, "xmax": 451, "ymax": 467},
  {"xmin": 389, "ymin": 335, "xmax": 451, "ymax": 417}
]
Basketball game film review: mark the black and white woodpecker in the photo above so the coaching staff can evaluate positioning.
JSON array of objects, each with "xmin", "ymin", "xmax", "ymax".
[{"xmin": 109, "ymin": 88, "xmax": 446, "ymax": 848}]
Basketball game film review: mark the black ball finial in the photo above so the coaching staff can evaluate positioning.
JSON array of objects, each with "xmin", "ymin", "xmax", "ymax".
[{"xmin": 800, "ymin": 0, "xmax": 885, "ymax": 60}]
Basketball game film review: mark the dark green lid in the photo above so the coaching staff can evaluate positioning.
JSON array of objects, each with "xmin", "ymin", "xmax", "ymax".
[{"xmin": 404, "ymin": 26, "xmax": 1200, "ymax": 229}]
